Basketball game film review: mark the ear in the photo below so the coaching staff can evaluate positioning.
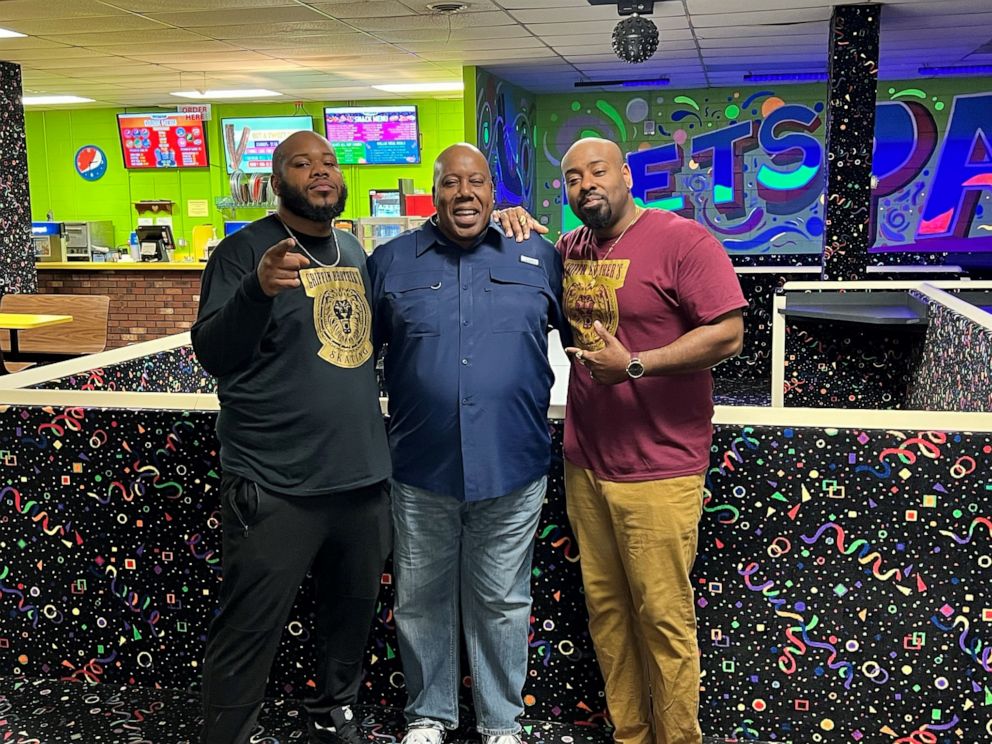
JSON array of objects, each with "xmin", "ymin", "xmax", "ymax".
[
  {"xmin": 621, "ymin": 161, "xmax": 634, "ymax": 190},
  {"xmin": 270, "ymin": 173, "xmax": 282, "ymax": 197}
]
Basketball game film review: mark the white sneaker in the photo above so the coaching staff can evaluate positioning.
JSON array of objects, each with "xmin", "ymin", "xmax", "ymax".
[
  {"xmin": 401, "ymin": 726, "xmax": 445, "ymax": 744},
  {"xmin": 484, "ymin": 735, "xmax": 523, "ymax": 744}
]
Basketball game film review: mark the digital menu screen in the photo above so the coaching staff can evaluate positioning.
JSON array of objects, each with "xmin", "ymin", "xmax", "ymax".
[
  {"xmin": 221, "ymin": 115, "xmax": 314, "ymax": 174},
  {"xmin": 117, "ymin": 112, "xmax": 208, "ymax": 169},
  {"xmin": 323, "ymin": 105, "xmax": 420, "ymax": 165}
]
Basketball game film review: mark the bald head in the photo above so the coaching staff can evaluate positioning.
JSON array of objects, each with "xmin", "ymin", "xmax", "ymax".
[
  {"xmin": 271, "ymin": 130, "xmax": 335, "ymax": 178},
  {"xmin": 433, "ymin": 143, "xmax": 490, "ymax": 186},
  {"xmin": 432, "ymin": 142, "xmax": 495, "ymax": 248},
  {"xmin": 561, "ymin": 137, "xmax": 625, "ymax": 175},
  {"xmin": 561, "ymin": 136, "xmax": 635, "ymax": 235}
]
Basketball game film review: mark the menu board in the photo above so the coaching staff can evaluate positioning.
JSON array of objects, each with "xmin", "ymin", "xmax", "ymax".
[
  {"xmin": 117, "ymin": 112, "xmax": 208, "ymax": 169},
  {"xmin": 323, "ymin": 105, "xmax": 420, "ymax": 165},
  {"xmin": 221, "ymin": 115, "xmax": 314, "ymax": 174}
]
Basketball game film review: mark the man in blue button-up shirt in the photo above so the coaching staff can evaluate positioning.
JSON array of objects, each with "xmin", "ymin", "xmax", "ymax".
[{"xmin": 368, "ymin": 144, "xmax": 567, "ymax": 744}]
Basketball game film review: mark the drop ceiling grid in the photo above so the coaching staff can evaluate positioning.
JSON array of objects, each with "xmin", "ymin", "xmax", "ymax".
[{"xmin": 0, "ymin": 0, "xmax": 985, "ymax": 106}]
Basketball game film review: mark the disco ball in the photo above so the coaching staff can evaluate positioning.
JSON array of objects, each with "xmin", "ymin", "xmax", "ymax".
[{"xmin": 612, "ymin": 14, "xmax": 659, "ymax": 64}]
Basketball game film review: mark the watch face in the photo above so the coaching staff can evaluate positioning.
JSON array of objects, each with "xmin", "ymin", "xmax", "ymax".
[{"xmin": 627, "ymin": 358, "xmax": 645, "ymax": 378}]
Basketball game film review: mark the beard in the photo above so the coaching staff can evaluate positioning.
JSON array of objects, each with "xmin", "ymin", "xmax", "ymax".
[
  {"xmin": 576, "ymin": 195, "xmax": 615, "ymax": 230},
  {"xmin": 279, "ymin": 181, "xmax": 348, "ymax": 223}
]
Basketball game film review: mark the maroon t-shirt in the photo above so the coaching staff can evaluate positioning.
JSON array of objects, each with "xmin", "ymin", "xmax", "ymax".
[{"xmin": 557, "ymin": 208, "xmax": 747, "ymax": 481}]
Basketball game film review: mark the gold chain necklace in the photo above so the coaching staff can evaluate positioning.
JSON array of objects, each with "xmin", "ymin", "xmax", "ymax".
[{"xmin": 579, "ymin": 206, "xmax": 643, "ymax": 262}]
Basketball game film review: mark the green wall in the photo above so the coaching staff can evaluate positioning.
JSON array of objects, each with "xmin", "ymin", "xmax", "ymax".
[{"xmin": 25, "ymin": 97, "xmax": 464, "ymax": 249}]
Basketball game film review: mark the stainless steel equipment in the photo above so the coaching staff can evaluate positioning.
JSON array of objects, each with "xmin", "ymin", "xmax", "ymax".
[{"xmin": 63, "ymin": 220, "xmax": 115, "ymax": 261}]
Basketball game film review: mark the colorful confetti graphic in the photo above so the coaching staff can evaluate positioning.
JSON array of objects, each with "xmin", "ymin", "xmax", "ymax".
[
  {"xmin": 906, "ymin": 295, "xmax": 992, "ymax": 412},
  {"xmin": 33, "ymin": 345, "xmax": 215, "ymax": 393},
  {"xmin": 2, "ymin": 393, "xmax": 989, "ymax": 741}
]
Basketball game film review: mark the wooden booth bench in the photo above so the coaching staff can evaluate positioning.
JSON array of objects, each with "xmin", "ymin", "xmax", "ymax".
[{"xmin": 0, "ymin": 294, "xmax": 111, "ymax": 373}]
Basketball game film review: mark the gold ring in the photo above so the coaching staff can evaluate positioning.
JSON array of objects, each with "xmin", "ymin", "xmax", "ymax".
[
  {"xmin": 575, "ymin": 350, "xmax": 583, "ymax": 361},
  {"xmin": 518, "ymin": 213, "xmax": 528, "ymax": 224}
]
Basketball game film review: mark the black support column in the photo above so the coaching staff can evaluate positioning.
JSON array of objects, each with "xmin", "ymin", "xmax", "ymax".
[
  {"xmin": 821, "ymin": 4, "xmax": 881, "ymax": 280},
  {"xmin": 0, "ymin": 61, "xmax": 35, "ymax": 295}
]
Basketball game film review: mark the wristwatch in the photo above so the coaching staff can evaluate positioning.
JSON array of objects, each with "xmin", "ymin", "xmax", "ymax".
[{"xmin": 626, "ymin": 354, "xmax": 645, "ymax": 380}]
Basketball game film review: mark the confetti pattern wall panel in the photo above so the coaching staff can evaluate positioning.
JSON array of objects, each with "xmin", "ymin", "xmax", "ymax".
[
  {"xmin": 0, "ymin": 61, "xmax": 35, "ymax": 295},
  {"xmin": 0, "ymin": 407, "xmax": 600, "ymax": 728},
  {"xmin": 699, "ymin": 424, "xmax": 992, "ymax": 743},
  {"xmin": 477, "ymin": 69, "xmax": 537, "ymax": 215},
  {"xmin": 714, "ymin": 273, "xmax": 790, "ymax": 383},
  {"xmin": 783, "ymin": 318, "xmax": 925, "ymax": 408},
  {"xmin": 906, "ymin": 299, "xmax": 992, "ymax": 413},
  {"xmin": 4, "ymin": 407, "xmax": 991, "ymax": 742},
  {"xmin": 32, "ymin": 345, "xmax": 215, "ymax": 393},
  {"xmin": 820, "ymin": 4, "xmax": 880, "ymax": 280}
]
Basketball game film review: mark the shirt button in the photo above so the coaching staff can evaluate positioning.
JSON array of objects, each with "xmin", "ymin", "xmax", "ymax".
[
  {"xmin": 462, "ymin": 284, "xmax": 468, "ymax": 290},
  {"xmin": 462, "ymin": 320, "xmax": 469, "ymax": 326},
  {"xmin": 462, "ymin": 398, "xmax": 470, "ymax": 405},
  {"xmin": 461, "ymin": 358, "xmax": 469, "ymax": 365}
]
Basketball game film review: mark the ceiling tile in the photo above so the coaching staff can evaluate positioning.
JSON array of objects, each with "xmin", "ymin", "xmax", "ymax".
[
  {"xmin": 354, "ymin": 11, "xmax": 516, "ymax": 32},
  {"xmin": 103, "ymin": 0, "xmax": 299, "ymax": 11},
  {"xmin": 0, "ymin": 0, "xmax": 122, "ymax": 20},
  {"xmin": 33, "ymin": 29, "xmax": 210, "ymax": 47},
  {"xmin": 2, "ymin": 15, "xmax": 170, "ymax": 36},
  {"xmin": 145, "ymin": 6, "xmax": 327, "ymax": 27},
  {"xmin": 308, "ymin": 1, "xmax": 421, "ymax": 18},
  {"xmin": 184, "ymin": 20, "xmax": 354, "ymax": 38}
]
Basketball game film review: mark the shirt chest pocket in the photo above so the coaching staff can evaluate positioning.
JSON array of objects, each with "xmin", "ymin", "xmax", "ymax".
[
  {"xmin": 487, "ymin": 266, "xmax": 549, "ymax": 334},
  {"xmin": 385, "ymin": 270, "xmax": 443, "ymax": 337}
]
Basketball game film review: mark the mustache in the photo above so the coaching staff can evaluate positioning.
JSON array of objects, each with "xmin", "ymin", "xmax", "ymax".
[{"xmin": 579, "ymin": 191, "xmax": 605, "ymax": 207}]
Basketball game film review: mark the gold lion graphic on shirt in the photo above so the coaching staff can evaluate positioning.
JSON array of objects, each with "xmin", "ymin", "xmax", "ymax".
[
  {"xmin": 301, "ymin": 267, "xmax": 372, "ymax": 368},
  {"xmin": 563, "ymin": 258, "xmax": 630, "ymax": 351}
]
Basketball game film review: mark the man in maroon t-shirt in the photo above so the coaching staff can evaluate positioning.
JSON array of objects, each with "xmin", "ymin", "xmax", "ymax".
[{"xmin": 557, "ymin": 137, "xmax": 746, "ymax": 744}]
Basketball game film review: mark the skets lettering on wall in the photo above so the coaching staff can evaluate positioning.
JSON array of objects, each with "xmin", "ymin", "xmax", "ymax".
[{"xmin": 623, "ymin": 91, "xmax": 992, "ymax": 255}]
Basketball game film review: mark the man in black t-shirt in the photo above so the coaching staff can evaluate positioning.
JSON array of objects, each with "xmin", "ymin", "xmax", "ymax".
[{"xmin": 193, "ymin": 131, "xmax": 391, "ymax": 744}]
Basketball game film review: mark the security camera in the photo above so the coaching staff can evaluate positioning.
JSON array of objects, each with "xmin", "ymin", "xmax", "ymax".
[
  {"xmin": 588, "ymin": 0, "xmax": 655, "ymax": 14},
  {"xmin": 612, "ymin": 15, "xmax": 659, "ymax": 64}
]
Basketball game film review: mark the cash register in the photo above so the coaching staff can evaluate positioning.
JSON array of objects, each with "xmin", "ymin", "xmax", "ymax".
[{"xmin": 136, "ymin": 225, "xmax": 175, "ymax": 262}]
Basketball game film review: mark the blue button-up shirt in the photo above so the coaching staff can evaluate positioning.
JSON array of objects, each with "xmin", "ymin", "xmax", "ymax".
[{"xmin": 367, "ymin": 219, "xmax": 568, "ymax": 502}]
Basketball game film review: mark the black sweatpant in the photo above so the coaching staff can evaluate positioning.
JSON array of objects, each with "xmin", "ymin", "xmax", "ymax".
[{"xmin": 200, "ymin": 473, "xmax": 391, "ymax": 744}]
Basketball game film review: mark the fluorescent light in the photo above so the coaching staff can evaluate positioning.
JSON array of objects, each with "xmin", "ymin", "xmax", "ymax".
[
  {"xmin": 170, "ymin": 89, "xmax": 282, "ymax": 99},
  {"xmin": 744, "ymin": 72, "xmax": 828, "ymax": 82},
  {"xmin": 575, "ymin": 78, "xmax": 670, "ymax": 88},
  {"xmin": 0, "ymin": 27, "xmax": 26, "ymax": 38},
  {"xmin": 22, "ymin": 95, "xmax": 95, "ymax": 105},
  {"xmin": 919, "ymin": 64, "xmax": 992, "ymax": 77},
  {"xmin": 372, "ymin": 82, "xmax": 464, "ymax": 93}
]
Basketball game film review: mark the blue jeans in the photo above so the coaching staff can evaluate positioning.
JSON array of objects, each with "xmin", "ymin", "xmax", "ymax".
[{"xmin": 391, "ymin": 477, "xmax": 546, "ymax": 736}]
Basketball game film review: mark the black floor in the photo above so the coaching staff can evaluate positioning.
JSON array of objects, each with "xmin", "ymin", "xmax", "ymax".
[{"xmin": 0, "ymin": 677, "xmax": 755, "ymax": 744}]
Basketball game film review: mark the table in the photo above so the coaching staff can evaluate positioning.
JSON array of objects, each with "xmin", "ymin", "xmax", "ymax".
[{"xmin": 0, "ymin": 313, "xmax": 73, "ymax": 374}]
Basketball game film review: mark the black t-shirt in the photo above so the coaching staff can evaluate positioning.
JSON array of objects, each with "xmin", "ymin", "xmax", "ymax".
[{"xmin": 192, "ymin": 214, "xmax": 390, "ymax": 495}]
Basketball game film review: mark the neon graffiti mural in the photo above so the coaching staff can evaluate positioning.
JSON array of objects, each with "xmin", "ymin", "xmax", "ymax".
[
  {"xmin": 476, "ymin": 71, "xmax": 536, "ymax": 213},
  {"xmin": 536, "ymin": 84, "xmax": 992, "ymax": 256},
  {"xmin": 872, "ymin": 90, "xmax": 992, "ymax": 253}
]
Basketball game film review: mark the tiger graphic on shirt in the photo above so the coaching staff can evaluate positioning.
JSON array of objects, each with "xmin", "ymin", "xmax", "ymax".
[
  {"xmin": 301, "ymin": 266, "xmax": 372, "ymax": 368},
  {"xmin": 562, "ymin": 258, "xmax": 630, "ymax": 351}
]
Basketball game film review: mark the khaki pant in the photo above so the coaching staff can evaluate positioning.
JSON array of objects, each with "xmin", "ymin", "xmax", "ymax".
[{"xmin": 565, "ymin": 461, "xmax": 704, "ymax": 744}]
